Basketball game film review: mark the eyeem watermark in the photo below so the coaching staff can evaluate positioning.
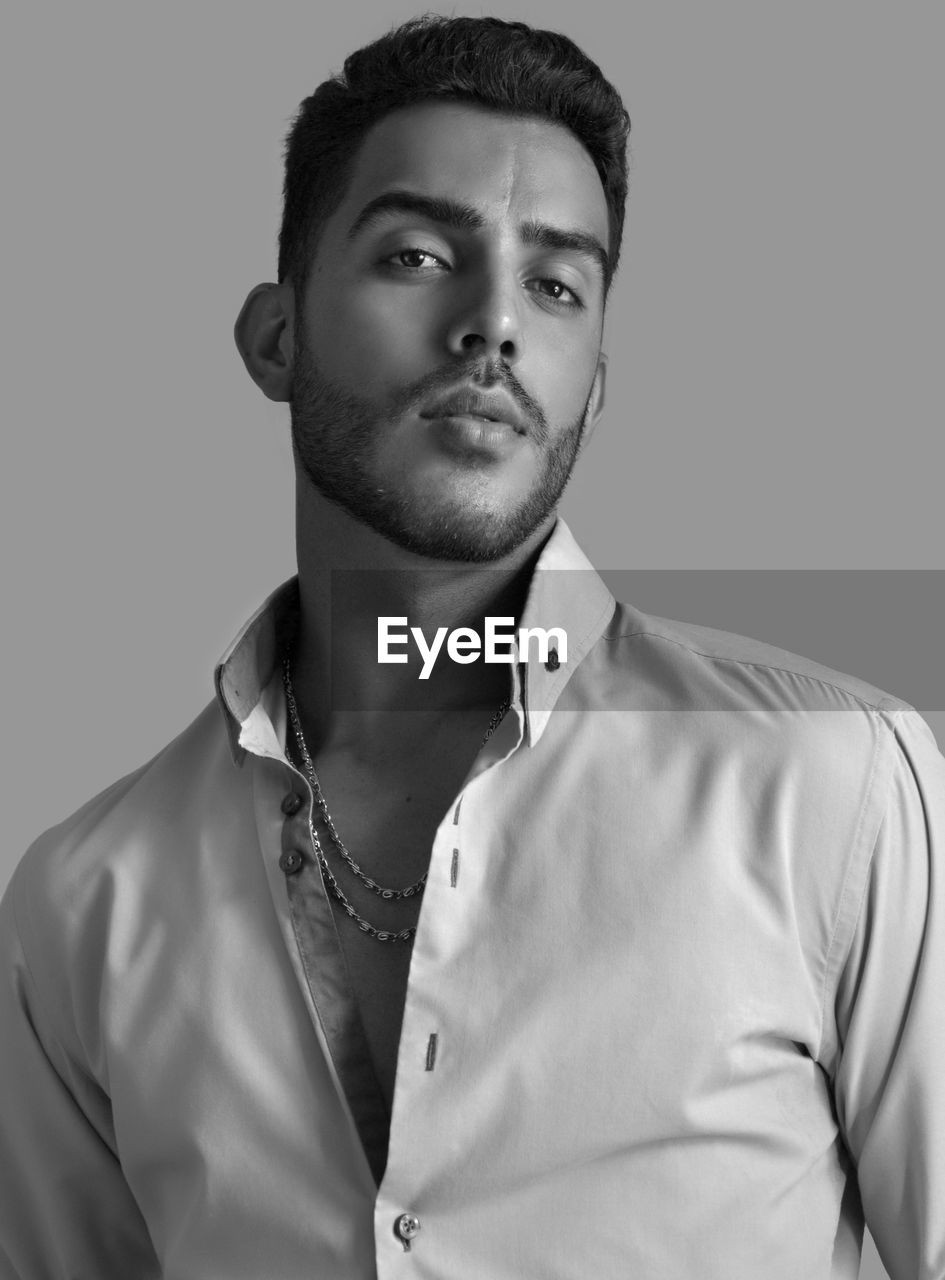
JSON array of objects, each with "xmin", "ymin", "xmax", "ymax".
[{"xmin": 378, "ymin": 616, "xmax": 567, "ymax": 680}]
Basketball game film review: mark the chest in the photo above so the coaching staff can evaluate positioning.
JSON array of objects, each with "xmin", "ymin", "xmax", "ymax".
[{"xmin": 303, "ymin": 738, "xmax": 480, "ymax": 1110}]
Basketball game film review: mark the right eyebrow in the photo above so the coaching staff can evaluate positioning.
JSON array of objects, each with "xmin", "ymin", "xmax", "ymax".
[{"xmin": 346, "ymin": 189, "xmax": 487, "ymax": 240}]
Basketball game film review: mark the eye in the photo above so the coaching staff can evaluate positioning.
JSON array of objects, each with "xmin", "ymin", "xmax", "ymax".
[
  {"xmin": 385, "ymin": 247, "xmax": 449, "ymax": 272},
  {"xmin": 528, "ymin": 277, "xmax": 583, "ymax": 309}
]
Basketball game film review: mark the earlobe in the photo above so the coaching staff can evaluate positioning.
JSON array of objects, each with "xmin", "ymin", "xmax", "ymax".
[
  {"xmin": 579, "ymin": 352, "xmax": 608, "ymax": 451},
  {"xmin": 233, "ymin": 283, "xmax": 295, "ymax": 403}
]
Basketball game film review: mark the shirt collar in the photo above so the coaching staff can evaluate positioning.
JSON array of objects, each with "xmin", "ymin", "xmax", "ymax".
[
  {"xmin": 214, "ymin": 518, "xmax": 615, "ymax": 763},
  {"xmin": 214, "ymin": 577, "xmax": 300, "ymax": 766},
  {"xmin": 511, "ymin": 518, "xmax": 615, "ymax": 745}
]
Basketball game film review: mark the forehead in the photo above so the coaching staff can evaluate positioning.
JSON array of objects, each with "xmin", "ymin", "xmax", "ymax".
[{"xmin": 331, "ymin": 100, "xmax": 609, "ymax": 246}]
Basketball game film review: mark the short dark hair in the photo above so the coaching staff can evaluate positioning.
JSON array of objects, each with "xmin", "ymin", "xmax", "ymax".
[{"xmin": 278, "ymin": 15, "xmax": 630, "ymax": 297}]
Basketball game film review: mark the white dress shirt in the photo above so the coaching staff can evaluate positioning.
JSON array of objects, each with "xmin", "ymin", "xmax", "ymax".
[{"xmin": 1, "ymin": 519, "xmax": 943, "ymax": 1279}]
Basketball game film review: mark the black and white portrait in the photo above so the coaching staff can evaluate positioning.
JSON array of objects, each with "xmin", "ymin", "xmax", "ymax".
[{"xmin": 1, "ymin": 5, "xmax": 941, "ymax": 1278}]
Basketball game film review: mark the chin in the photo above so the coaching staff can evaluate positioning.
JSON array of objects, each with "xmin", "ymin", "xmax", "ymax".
[{"xmin": 376, "ymin": 493, "xmax": 553, "ymax": 564}]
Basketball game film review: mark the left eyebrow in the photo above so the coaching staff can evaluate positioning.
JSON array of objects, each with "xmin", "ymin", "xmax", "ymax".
[
  {"xmin": 346, "ymin": 188, "xmax": 610, "ymax": 287},
  {"xmin": 520, "ymin": 219, "xmax": 610, "ymax": 287}
]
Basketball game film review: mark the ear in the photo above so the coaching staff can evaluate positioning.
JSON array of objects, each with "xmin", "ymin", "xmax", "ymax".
[
  {"xmin": 233, "ymin": 282, "xmax": 295, "ymax": 403},
  {"xmin": 578, "ymin": 351, "xmax": 607, "ymax": 452}
]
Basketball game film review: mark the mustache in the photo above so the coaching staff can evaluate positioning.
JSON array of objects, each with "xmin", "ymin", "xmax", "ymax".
[{"xmin": 395, "ymin": 358, "xmax": 549, "ymax": 445}]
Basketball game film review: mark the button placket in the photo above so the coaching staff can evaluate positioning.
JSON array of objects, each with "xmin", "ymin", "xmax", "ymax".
[{"xmin": 279, "ymin": 778, "xmax": 309, "ymax": 877}]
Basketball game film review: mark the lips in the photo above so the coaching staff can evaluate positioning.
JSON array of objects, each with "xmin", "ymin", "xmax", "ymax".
[{"xmin": 419, "ymin": 386, "xmax": 528, "ymax": 435}]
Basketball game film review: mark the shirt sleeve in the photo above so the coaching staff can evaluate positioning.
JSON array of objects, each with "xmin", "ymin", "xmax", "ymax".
[
  {"xmin": 0, "ymin": 865, "xmax": 160, "ymax": 1280},
  {"xmin": 832, "ymin": 709, "xmax": 945, "ymax": 1279}
]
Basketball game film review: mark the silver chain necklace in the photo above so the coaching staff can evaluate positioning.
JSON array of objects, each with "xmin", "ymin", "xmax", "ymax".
[{"xmin": 282, "ymin": 655, "xmax": 510, "ymax": 943}]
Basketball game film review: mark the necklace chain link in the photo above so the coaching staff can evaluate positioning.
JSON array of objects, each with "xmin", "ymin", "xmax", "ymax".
[{"xmin": 282, "ymin": 655, "xmax": 509, "ymax": 943}]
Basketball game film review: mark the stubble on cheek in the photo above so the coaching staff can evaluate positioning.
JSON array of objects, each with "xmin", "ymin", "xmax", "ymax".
[{"xmin": 288, "ymin": 326, "xmax": 594, "ymax": 561}]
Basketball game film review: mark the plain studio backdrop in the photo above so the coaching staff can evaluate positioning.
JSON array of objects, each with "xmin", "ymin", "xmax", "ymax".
[{"xmin": 1, "ymin": 5, "xmax": 941, "ymax": 1277}]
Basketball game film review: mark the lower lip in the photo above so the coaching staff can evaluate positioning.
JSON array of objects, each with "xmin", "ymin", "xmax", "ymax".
[{"xmin": 422, "ymin": 413, "xmax": 524, "ymax": 454}]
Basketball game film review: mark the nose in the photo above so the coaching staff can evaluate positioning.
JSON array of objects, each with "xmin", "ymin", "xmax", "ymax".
[{"xmin": 445, "ymin": 265, "xmax": 524, "ymax": 365}]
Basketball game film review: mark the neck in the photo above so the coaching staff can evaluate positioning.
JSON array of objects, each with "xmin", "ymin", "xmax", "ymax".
[{"xmin": 288, "ymin": 476, "xmax": 554, "ymax": 746}]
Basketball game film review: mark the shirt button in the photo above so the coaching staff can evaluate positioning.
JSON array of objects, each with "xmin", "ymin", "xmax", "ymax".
[
  {"xmin": 279, "ymin": 849, "xmax": 304, "ymax": 875},
  {"xmin": 281, "ymin": 792, "xmax": 304, "ymax": 815},
  {"xmin": 545, "ymin": 647, "xmax": 560, "ymax": 671},
  {"xmin": 395, "ymin": 1212, "xmax": 421, "ymax": 1244}
]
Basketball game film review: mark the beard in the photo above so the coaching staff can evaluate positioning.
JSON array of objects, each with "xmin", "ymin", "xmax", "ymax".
[{"xmin": 289, "ymin": 335, "xmax": 594, "ymax": 564}]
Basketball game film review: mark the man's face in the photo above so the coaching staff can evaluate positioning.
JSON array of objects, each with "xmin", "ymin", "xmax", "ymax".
[{"xmin": 290, "ymin": 100, "xmax": 610, "ymax": 562}]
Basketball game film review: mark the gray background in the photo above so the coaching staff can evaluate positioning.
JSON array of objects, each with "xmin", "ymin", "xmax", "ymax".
[{"xmin": 2, "ymin": 4, "xmax": 942, "ymax": 1275}]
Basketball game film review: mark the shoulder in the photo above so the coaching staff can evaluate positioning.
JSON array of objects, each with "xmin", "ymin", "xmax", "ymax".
[
  {"xmin": 571, "ymin": 602, "xmax": 922, "ymax": 825},
  {"xmin": 3, "ymin": 699, "xmax": 235, "ymax": 967},
  {"xmin": 598, "ymin": 601, "xmax": 912, "ymax": 718}
]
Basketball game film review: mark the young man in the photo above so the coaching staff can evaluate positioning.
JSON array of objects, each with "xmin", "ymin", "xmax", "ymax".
[{"xmin": 1, "ymin": 16, "xmax": 942, "ymax": 1279}]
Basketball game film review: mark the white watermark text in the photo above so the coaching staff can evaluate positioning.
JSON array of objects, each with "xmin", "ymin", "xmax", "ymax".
[{"xmin": 377, "ymin": 616, "xmax": 567, "ymax": 680}]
